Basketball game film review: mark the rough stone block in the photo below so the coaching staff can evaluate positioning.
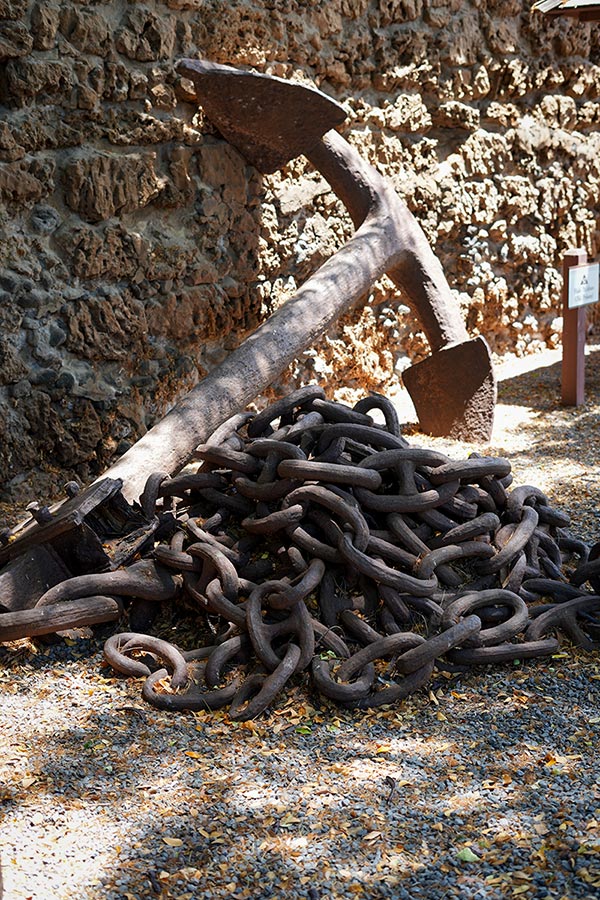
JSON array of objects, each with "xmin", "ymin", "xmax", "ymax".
[
  {"xmin": 31, "ymin": 2, "xmax": 59, "ymax": 50},
  {"xmin": 57, "ymin": 222, "xmax": 148, "ymax": 280},
  {"xmin": 0, "ymin": 121, "xmax": 24, "ymax": 161},
  {"xmin": 115, "ymin": 8, "xmax": 176, "ymax": 61},
  {"xmin": 0, "ymin": 336, "xmax": 28, "ymax": 384},
  {"xmin": 0, "ymin": 0, "xmax": 26, "ymax": 19},
  {"xmin": 433, "ymin": 101, "xmax": 480, "ymax": 131},
  {"xmin": 4, "ymin": 58, "xmax": 74, "ymax": 106},
  {"xmin": 58, "ymin": 8, "xmax": 111, "ymax": 57},
  {"xmin": 62, "ymin": 152, "xmax": 164, "ymax": 222},
  {"xmin": 0, "ymin": 158, "xmax": 53, "ymax": 204},
  {"xmin": 0, "ymin": 19, "xmax": 32, "ymax": 58}
]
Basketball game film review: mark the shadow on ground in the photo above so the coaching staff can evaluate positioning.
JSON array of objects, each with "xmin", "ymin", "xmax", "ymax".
[{"xmin": 497, "ymin": 347, "xmax": 600, "ymax": 412}]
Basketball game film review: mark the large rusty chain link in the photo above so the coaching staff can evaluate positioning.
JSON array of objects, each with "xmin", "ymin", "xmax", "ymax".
[{"xmin": 97, "ymin": 389, "xmax": 599, "ymax": 720}]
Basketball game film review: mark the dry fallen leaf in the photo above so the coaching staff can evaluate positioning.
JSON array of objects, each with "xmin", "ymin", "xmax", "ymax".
[
  {"xmin": 280, "ymin": 814, "xmax": 303, "ymax": 827},
  {"xmin": 364, "ymin": 831, "xmax": 383, "ymax": 843}
]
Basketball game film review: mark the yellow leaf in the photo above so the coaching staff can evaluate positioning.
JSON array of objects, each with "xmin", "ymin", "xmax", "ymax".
[
  {"xmin": 184, "ymin": 751, "xmax": 202, "ymax": 759},
  {"xmin": 163, "ymin": 837, "xmax": 183, "ymax": 847},
  {"xmin": 376, "ymin": 744, "xmax": 392, "ymax": 753}
]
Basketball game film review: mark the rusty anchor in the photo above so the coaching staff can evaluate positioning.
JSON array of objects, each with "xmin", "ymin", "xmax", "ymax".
[
  {"xmin": 93, "ymin": 59, "xmax": 495, "ymax": 505},
  {"xmin": 178, "ymin": 60, "xmax": 497, "ymax": 439}
]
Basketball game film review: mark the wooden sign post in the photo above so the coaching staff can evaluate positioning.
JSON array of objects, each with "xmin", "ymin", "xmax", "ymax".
[{"xmin": 561, "ymin": 248, "xmax": 599, "ymax": 406}]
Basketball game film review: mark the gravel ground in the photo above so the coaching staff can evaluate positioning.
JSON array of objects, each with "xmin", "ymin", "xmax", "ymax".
[{"xmin": 1, "ymin": 344, "xmax": 600, "ymax": 900}]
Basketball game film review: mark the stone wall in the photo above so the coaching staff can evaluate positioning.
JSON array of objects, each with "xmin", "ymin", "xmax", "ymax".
[{"xmin": 0, "ymin": 0, "xmax": 599, "ymax": 500}]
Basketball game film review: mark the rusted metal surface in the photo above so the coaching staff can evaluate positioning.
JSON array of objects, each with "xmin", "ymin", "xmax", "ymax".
[
  {"xmin": 176, "ymin": 58, "xmax": 347, "ymax": 174},
  {"xmin": 180, "ymin": 58, "xmax": 496, "ymax": 443},
  {"xmin": 401, "ymin": 336, "xmax": 496, "ymax": 441},
  {"xmin": 34, "ymin": 390, "xmax": 588, "ymax": 718},
  {"xmin": 0, "ymin": 545, "xmax": 71, "ymax": 613},
  {"xmin": 0, "ymin": 478, "xmax": 159, "ymax": 616},
  {"xmin": 0, "ymin": 478, "xmax": 156, "ymax": 575},
  {"xmin": 0, "ymin": 596, "xmax": 121, "ymax": 643},
  {"xmin": 92, "ymin": 60, "xmax": 496, "ymax": 505}
]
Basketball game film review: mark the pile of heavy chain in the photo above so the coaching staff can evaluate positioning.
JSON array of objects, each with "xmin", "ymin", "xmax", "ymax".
[{"xmin": 90, "ymin": 387, "xmax": 600, "ymax": 718}]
